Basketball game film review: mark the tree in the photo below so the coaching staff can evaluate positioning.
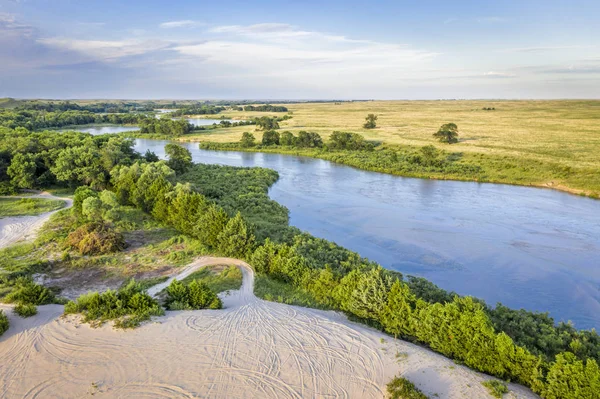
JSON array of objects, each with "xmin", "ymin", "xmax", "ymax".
[
  {"xmin": 295, "ymin": 131, "xmax": 323, "ymax": 148},
  {"xmin": 433, "ymin": 123, "xmax": 459, "ymax": 144},
  {"xmin": 7, "ymin": 153, "xmax": 37, "ymax": 188},
  {"xmin": 328, "ymin": 132, "xmax": 372, "ymax": 151},
  {"xmin": 164, "ymin": 143, "xmax": 192, "ymax": 174},
  {"xmin": 363, "ymin": 114, "xmax": 377, "ymax": 129},
  {"xmin": 51, "ymin": 144, "xmax": 106, "ymax": 188},
  {"xmin": 255, "ymin": 116, "xmax": 280, "ymax": 130},
  {"xmin": 217, "ymin": 212, "xmax": 255, "ymax": 258},
  {"xmin": 262, "ymin": 130, "xmax": 280, "ymax": 146},
  {"xmin": 280, "ymin": 131, "xmax": 296, "ymax": 146},
  {"xmin": 240, "ymin": 132, "xmax": 256, "ymax": 148},
  {"xmin": 144, "ymin": 150, "xmax": 159, "ymax": 162}
]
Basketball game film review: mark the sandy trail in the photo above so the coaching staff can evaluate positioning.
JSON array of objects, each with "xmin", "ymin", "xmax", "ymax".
[
  {"xmin": 0, "ymin": 257, "xmax": 539, "ymax": 399},
  {"xmin": 0, "ymin": 192, "xmax": 72, "ymax": 250}
]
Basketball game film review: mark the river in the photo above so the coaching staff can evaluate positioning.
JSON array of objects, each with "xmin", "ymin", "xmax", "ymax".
[{"xmin": 134, "ymin": 138, "xmax": 600, "ymax": 329}]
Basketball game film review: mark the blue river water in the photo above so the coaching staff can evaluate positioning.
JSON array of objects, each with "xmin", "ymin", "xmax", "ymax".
[{"xmin": 135, "ymin": 139, "xmax": 600, "ymax": 329}]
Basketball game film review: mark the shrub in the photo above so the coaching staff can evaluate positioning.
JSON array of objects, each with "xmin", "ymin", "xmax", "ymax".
[
  {"xmin": 3, "ymin": 277, "xmax": 55, "ymax": 305},
  {"xmin": 482, "ymin": 380, "xmax": 509, "ymax": 398},
  {"xmin": 165, "ymin": 279, "xmax": 222, "ymax": 310},
  {"xmin": 240, "ymin": 132, "xmax": 256, "ymax": 148},
  {"xmin": 0, "ymin": 310, "xmax": 8, "ymax": 336},
  {"xmin": 386, "ymin": 376, "xmax": 428, "ymax": 399},
  {"xmin": 14, "ymin": 303, "xmax": 37, "ymax": 318},
  {"xmin": 64, "ymin": 279, "xmax": 163, "ymax": 328},
  {"xmin": 66, "ymin": 222, "xmax": 126, "ymax": 255}
]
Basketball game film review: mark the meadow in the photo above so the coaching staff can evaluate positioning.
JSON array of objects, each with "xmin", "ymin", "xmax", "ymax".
[{"xmin": 183, "ymin": 100, "xmax": 600, "ymax": 196}]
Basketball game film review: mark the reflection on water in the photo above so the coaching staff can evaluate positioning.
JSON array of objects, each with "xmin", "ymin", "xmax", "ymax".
[
  {"xmin": 135, "ymin": 138, "xmax": 600, "ymax": 329},
  {"xmin": 58, "ymin": 125, "xmax": 139, "ymax": 135}
]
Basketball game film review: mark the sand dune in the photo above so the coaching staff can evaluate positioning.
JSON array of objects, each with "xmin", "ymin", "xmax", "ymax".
[
  {"xmin": 0, "ymin": 193, "xmax": 71, "ymax": 250},
  {"xmin": 0, "ymin": 258, "xmax": 539, "ymax": 399}
]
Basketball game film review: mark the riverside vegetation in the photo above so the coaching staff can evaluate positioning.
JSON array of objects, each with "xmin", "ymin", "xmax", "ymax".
[{"xmin": 0, "ymin": 125, "xmax": 599, "ymax": 396}]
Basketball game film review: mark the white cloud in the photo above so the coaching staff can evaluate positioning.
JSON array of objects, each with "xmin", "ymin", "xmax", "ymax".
[
  {"xmin": 37, "ymin": 37, "xmax": 172, "ymax": 61},
  {"xmin": 483, "ymin": 71, "xmax": 516, "ymax": 78},
  {"xmin": 159, "ymin": 20, "xmax": 200, "ymax": 29},
  {"xmin": 501, "ymin": 45, "xmax": 594, "ymax": 53}
]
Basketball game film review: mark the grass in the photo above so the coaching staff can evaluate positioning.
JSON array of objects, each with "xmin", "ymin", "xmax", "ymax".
[
  {"xmin": 482, "ymin": 380, "xmax": 509, "ymax": 398},
  {"xmin": 254, "ymin": 274, "xmax": 330, "ymax": 309},
  {"xmin": 386, "ymin": 376, "xmax": 429, "ymax": 399},
  {"xmin": 177, "ymin": 100, "xmax": 600, "ymax": 197},
  {"xmin": 181, "ymin": 265, "xmax": 243, "ymax": 293},
  {"xmin": 0, "ymin": 197, "xmax": 65, "ymax": 217}
]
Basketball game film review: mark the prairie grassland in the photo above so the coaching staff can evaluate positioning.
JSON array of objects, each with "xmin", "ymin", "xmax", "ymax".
[{"xmin": 182, "ymin": 100, "xmax": 600, "ymax": 196}]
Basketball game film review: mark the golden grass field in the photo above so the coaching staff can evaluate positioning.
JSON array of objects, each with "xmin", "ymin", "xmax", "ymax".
[{"xmin": 181, "ymin": 100, "xmax": 600, "ymax": 196}]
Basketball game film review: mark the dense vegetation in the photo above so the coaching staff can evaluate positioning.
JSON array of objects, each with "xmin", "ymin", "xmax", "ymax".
[
  {"xmin": 169, "ymin": 105, "xmax": 226, "ymax": 116},
  {"xmin": 243, "ymin": 105, "xmax": 288, "ymax": 112},
  {"xmin": 0, "ymin": 109, "xmax": 144, "ymax": 130},
  {"xmin": 386, "ymin": 376, "xmax": 429, "ymax": 399},
  {"xmin": 64, "ymin": 279, "xmax": 164, "ymax": 328},
  {"xmin": 164, "ymin": 279, "xmax": 222, "ymax": 310},
  {"xmin": 0, "ymin": 310, "xmax": 8, "ymax": 336},
  {"xmin": 0, "ymin": 124, "xmax": 598, "ymax": 395},
  {"xmin": 0, "ymin": 198, "xmax": 65, "ymax": 217},
  {"xmin": 180, "ymin": 265, "xmax": 243, "ymax": 293}
]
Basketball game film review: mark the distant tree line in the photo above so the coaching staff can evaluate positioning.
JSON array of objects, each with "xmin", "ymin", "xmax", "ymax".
[
  {"xmin": 169, "ymin": 105, "xmax": 226, "ymax": 116},
  {"xmin": 243, "ymin": 104, "xmax": 289, "ymax": 112},
  {"xmin": 0, "ymin": 109, "xmax": 145, "ymax": 130}
]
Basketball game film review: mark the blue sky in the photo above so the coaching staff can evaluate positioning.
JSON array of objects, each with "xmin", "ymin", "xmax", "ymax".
[{"xmin": 1, "ymin": 0, "xmax": 599, "ymax": 99}]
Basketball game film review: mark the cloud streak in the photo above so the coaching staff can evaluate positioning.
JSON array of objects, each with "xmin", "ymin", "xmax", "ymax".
[{"xmin": 159, "ymin": 20, "xmax": 201, "ymax": 29}]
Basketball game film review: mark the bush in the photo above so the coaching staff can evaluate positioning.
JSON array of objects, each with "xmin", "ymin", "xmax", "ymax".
[
  {"xmin": 14, "ymin": 303, "xmax": 37, "ymax": 318},
  {"xmin": 387, "ymin": 376, "xmax": 428, "ymax": 399},
  {"xmin": 64, "ymin": 279, "xmax": 163, "ymax": 328},
  {"xmin": 66, "ymin": 222, "xmax": 126, "ymax": 255},
  {"xmin": 165, "ymin": 279, "xmax": 222, "ymax": 310},
  {"xmin": 0, "ymin": 310, "xmax": 8, "ymax": 336},
  {"xmin": 482, "ymin": 380, "xmax": 509, "ymax": 398},
  {"xmin": 3, "ymin": 277, "xmax": 56, "ymax": 305}
]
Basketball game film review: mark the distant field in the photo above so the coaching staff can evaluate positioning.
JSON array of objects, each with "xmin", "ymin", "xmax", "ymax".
[{"xmin": 183, "ymin": 100, "xmax": 600, "ymax": 196}]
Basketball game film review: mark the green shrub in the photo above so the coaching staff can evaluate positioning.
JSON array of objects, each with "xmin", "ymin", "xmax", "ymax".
[
  {"xmin": 386, "ymin": 376, "xmax": 428, "ymax": 399},
  {"xmin": 165, "ymin": 279, "xmax": 222, "ymax": 310},
  {"xmin": 14, "ymin": 303, "xmax": 37, "ymax": 318},
  {"xmin": 0, "ymin": 310, "xmax": 8, "ymax": 336},
  {"xmin": 482, "ymin": 380, "xmax": 509, "ymax": 398},
  {"xmin": 3, "ymin": 277, "xmax": 55, "ymax": 305},
  {"xmin": 64, "ymin": 279, "xmax": 163, "ymax": 328},
  {"xmin": 66, "ymin": 222, "xmax": 126, "ymax": 255}
]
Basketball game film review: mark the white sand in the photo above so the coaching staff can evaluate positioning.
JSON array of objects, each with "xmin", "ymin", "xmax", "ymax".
[
  {"xmin": 0, "ymin": 193, "xmax": 71, "ymax": 250},
  {"xmin": 0, "ymin": 257, "xmax": 539, "ymax": 399}
]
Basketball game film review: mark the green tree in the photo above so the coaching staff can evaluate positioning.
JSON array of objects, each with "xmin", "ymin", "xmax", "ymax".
[
  {"xmin": 195, "ymin": 204, "xmax": 229, "ymax": 248},
  {"xmin": 262, "ymin": 130, "xmax": 280, "ymax": 146},
  {"xmin": 296, "ymin": 131, "xmax": 323, "ymax": 148},
  {"xmin": 52, "ymin": 144, "xmax": 106, "ymax": 188},
  {"xmin": 280, "ymin": 131, "xmax": 296, "ymax": 146},
  {"xmin": 73, "ymin": 186, "xmax": 99, "ymax": 217},
  {"xmin": 240, "ymin": 132, "xmax": 256, "ymax": 148},
  {"xmin": 380, "ymin": 281, "xmax": 417, "ymax": 338},
  {"xmin": 542, "ymin": 353, "xmax": 600, "ymax": 399},
  {"xmin": 164, "ymin": 144, "xmax": 192, "ymax": 174},
  {"xmin": 433, "ymin": 123, "xmax": 459, "ymax": 144},
  {"xmin": 363, "ymin": 114, "xmax": 377, "ymax": 129},
  {"xmin": 217, "ymin": 212, "xmax": 255, "ymax": 258},
  {"xmin": 7, "ymin": 153, "xmax": 37, "ymax": 188}
]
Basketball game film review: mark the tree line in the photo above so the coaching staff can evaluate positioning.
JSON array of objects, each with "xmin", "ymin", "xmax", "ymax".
[{"xmin": 243, "ymin": 105, "xmax": 289, "ymax": 112}]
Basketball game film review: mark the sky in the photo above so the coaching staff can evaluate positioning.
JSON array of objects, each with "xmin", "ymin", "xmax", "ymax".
[{"xmin": 1, "ymin": 0, "xmax": 599, "ymax": 99}]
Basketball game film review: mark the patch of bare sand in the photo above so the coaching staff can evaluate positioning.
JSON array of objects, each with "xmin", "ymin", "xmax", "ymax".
[
  {"xmin": 0, "ymin": 192, "xmax": 72, "ymax": 250},
  {"xmin": 0, "ymin": 258, "xmax": 539, "ymax": 399}
]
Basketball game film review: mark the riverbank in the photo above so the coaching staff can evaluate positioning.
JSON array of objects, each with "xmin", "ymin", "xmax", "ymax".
[{"xmin": 194, "ymin": 141, "xmax": 599, "ymax": 199}]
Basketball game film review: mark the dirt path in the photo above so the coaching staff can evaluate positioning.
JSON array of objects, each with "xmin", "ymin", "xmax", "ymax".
[
  {"xmin": 0, "ymin": 192, "xmax": 72, "ymax": 250},
  {"xmin": 0, "ymin": 255, "xmax": 540, "ymax": 399}
]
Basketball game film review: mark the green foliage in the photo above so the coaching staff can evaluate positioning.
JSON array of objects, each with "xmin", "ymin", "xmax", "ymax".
[
  {"xmin": 3, "ymin": 277, "xmax": 56, "ymax": 305},
  {"xmin": 66, "ymin": 222, "xmax": 126, "ymax": 255},
  {"xmin": 386, "ymin": 376, "xmax": 428, "ymax": 399},
  {"xmin": 7, "ymin": 153, "xmax": 37, "ymax": 188},
  {"xmin": 482, "ymin": 380, "xmax": 509, "ymax": 398},
  {"xmin": 541, "ymin": 353, "xmax": 600, "ymax": 399},
  {"xmin": 0, "ymin": 198, "xmax": 64, "ymax": 217},
  {"xmin": 240, "ymin": 132, "xmax": 256, "ymax": 148},
  {"xmin": 165, "ymin": 143, "xmax": 192, "ymax": 174},
  {"xmin": 73, "ymin": 186, "xmax": 99, "ymax": 216},
  {"xmin": 296, "ymin": 131, "xmax": 323, "ymax": 148},
  {"xmin": 363, "ymin": 113, "xmax": 377, "ymax": 129},
  {"xmin": 328, "ymin": 131, "xmax": 373, "ymax": 151},
  {"xmin": 243, "ymin": 104, "xmax": 288, "ymax": 112},
  {"xmin": 217, "ymin": 212, "xmax": 256, "ymax": 258},
  {"xmin": 433, "ymin": 123, "xmax": 459, "ymax": 144},
  {"xmin": 13, "ymin": 303, "xmax": 38, "ymax": 318},
  {"xmin": 261, "ymin": 130, "xmax": 280, "ymax": 146},
  {"xmin": 165, "ymin": 279, "xmax": 222, "ymax": 310},
  {"xmin": 139, "ymin": 118, "xmax": 194, "ymax": 136},
  {"xmin": 0, "ymin": 310, "xmax": 8, "ymax": 336},
  {"xmin": 64, "ymin": 279, "xmax": 164, "ymax": 328},
  {"xmin": 254, "ymin": 116, "xmax": 280, "ymax": 130}
]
